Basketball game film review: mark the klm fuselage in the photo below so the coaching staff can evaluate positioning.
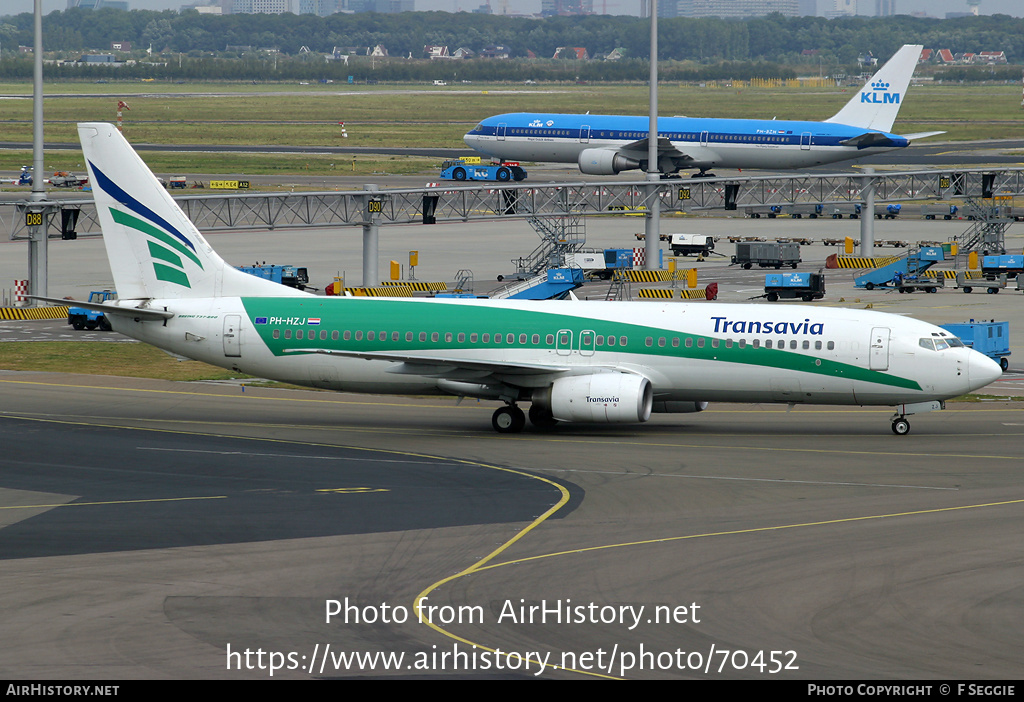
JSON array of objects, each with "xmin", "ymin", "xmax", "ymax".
[{"xmin": 464, "ymin": 113, "xmax": 910, "ymax": 171}]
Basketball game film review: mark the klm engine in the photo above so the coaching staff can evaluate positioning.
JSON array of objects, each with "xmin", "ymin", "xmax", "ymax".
[
  {"xmin": 540, "ymin": 373, "xmax": 653, "ymax": 424},
  {"xmin": 577, "ymin": 148, "xmax": 640, "ymax": 176}
]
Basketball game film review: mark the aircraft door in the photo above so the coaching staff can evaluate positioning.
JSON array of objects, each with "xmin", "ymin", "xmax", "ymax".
[
  {"xmin": 223, "ymin": 315, "xmax": 242, "ymax": 357},
  {"xmin": 800, "ymin": 132, "xmax": 812, "ymax": 150},
  {"xmin": 497, "ymin": 123, "xmax": 507, "ymax": 141},
  {"xmin": 869, "ymin": 327, "xmax": 890, "ymax": 371},
  {"xmin": 578, "ymin": 329, "xmax": 596, "ymax": 357},
  {"xmin": 556, "ymin": 329, "xmax": 572, "ymax": 356},
  {"xmin": 580, "ymin": 125, "xmax": 591, "ymax": 144},
  {"xmin": 700, "ymin": 131, "xmax": 709, "ymax": 146}
]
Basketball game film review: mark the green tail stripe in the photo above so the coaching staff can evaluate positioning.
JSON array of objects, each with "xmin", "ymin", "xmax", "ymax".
[
  {"xmin": 153, "ymin": 262, "xmax": 191, "ymax": 288},
  {"xmin": 148, "ymin": 240, "xmax": 183, "ymax": 268},
  {"xmin": 111, "ymin": 208, "xmax": 204, "ymax": 270}
]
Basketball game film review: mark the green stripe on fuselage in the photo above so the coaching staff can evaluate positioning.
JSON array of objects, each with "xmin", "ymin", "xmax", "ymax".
[{"xmin": 240, "ymin": 298, "xmax": 922, "ymax": 391}]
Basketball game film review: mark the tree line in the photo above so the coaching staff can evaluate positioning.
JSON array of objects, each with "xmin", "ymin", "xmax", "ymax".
[{"xmin": 0, "ymin": 8, "xmax": 1020, "ymax": 83}]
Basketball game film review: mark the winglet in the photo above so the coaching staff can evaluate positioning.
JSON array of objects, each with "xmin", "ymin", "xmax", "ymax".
[{"xmin": 825, "ymin": 45, "xmax": 923, "ymax": 133}]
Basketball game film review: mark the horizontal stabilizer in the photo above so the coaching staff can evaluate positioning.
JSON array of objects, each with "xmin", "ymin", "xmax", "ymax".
[
  {"xmin": 28, "ymin": 295, "xmax": 175, "ymax": 320},
  {"xmin": 902, "ymin": 131, "xmax": 946, "ymax": 141}
]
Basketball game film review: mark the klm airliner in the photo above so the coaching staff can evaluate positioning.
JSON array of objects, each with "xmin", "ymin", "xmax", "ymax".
[
  {"xmin": 37, "ymin": 123, "xmax": 1000, "ymax": 436},
  {"xmin": 464, "ymin": 45, "xmax": 942, "ymax": 176}
]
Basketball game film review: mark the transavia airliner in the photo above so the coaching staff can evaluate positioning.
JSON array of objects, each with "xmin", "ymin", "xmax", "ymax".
[
  {"xmin": 40, "ymin": 123, "xmax": 999, "ymax": 436},
  {"xmin": 464, "ymin": 44, "xmax": 943, "ymax": 177}
]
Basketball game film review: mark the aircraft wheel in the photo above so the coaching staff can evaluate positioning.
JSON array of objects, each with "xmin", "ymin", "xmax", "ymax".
[
  {"xmin": 528, "ymin": 404, "xmax": 559, "ymax": 431},
  {"xmin": 453, "ymin": 167, "xmax": 466, "ymax": 181},
  {"xmin": 492, "ymin": 406, "xmax": 526, "ymax": 434},
  {"xmin": 496, "ymin": 167, "xmax": 511, "ymax": 182},
  {"xmin": 891, "ymin": 418, "xmax": 910, "ymax": 436}
]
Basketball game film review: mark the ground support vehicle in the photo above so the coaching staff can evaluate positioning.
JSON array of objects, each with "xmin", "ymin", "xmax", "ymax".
[
  {"xmin": 440, "ymin": 159, "xmax": 526, "ymax": 182},
  {"xmin": 893, "ymin": 274, "xmax": 944, "ymax": 294},
  {"xmin": 956, "ymin": 271, "xmax": 1007, "ymax": 294},
  {"xmin": 856, "ymin": 247, "xmax": 945, "ymax": 290},
  {"xmin": 828, "ymin": 204, "xmax": 861, "ymax": 219},
  {"xmin": 981, "ymin": 255, "xmax": 1023, "ymax": 280},
  {"xmin": 565, "ymin": 249, "xmax": 633, "ymax": 280},
  {"xmin": 168, "ymin": 176, "xmax": 188, "ymax": 189},
  {"xmin": 48, "ymin": 171, "xmax": 88, "ymax": 188},
  {"xmin": 743, "ymin": 205, "xmax": 781, "ymax": 219},
  {"xmin": 940, "ymin": 320, "xmax": 1010, "ymax": 371},
  {"xmin": 921, "ymin": 204, "xmax": 958, "ymax": 220},
  {"xmin": 668, "ymin": 234, "xmax": 715, "ymax": 257},
  {"xmin": 237, "ymin": 264, "xmax": 309, "ymax": 290},
  {"xmin": 67, "ymin": 290, "xmax": 116, "ymax": 331},
  {"xmin": 874, "ymin": 204, "xmax": 902, "ymax": 219},
  {"xmin": 732, "ymin": 242, "xmax": 801, "ymax": 269},
  {"xmin": 763, "ymin": 272, "xmax": 825, "ymax": 302}
]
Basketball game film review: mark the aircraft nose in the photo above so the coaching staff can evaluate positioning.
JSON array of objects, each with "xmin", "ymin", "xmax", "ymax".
[{"xmin": 968, "ymin": 351, "xmax": 1003, "ymax": 392}]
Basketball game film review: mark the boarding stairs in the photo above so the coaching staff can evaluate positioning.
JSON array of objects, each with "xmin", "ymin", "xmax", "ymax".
[{"xmin": 854, "ymin": 245, "xmax": 946, "ymax": 289}]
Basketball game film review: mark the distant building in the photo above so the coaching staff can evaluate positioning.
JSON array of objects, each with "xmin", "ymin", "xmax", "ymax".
[
  {"xmin": 676, "ymin": 0, "xmax": 799, "ymax": 18},
  {"xmin": 541, "ymin": 0, "xmax": 594, "ymax": 17},
  {"xmin": 67, "ymin": 0, "xmax": 130, "ymax": 8},
  {"xmin": 111, "ymin": 41, "xmax": 132, "ymax": 52},
  {"xmin": 875, "ymin": 0, "xmax": 894, "ymax": 15},
  {"xmin": 825, "ymin": 0, "xmax": 856, "ymax": 18},
  {"xmin": 480, "ymin": 45, "xmax": 511, "ymax": 59}
]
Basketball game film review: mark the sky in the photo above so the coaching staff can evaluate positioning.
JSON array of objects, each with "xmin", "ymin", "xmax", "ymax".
[{"xmin": 3, "ymin": 0, "xmax": 1022, "ymax": 18}]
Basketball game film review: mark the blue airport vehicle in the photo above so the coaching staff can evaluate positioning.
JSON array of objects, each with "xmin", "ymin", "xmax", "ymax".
[
  {"xmin": 506, "ymin": 268, "xmax": 584, "ymax": 300},
  {"xmin": 18, "ymin": 166, "xmax": 32, "ymax": 186},
  {"xmin": 856, "ymin": 246, "xmax": 946, "ymax": 289},
  {"xmin": 440, "ymin": 159, "xmax": 527, "ymax": 183},
  {"xmin": 764, "ymin": 272, "xmax": 825, "ymax": 302},
  {"xmin": 981, "ymin": 255, "xmax": 1024, "ymax": 279},
  {"xmin": 940, "ymin": 320, "xmax": 1010, "ymax": 371},
  {"xmin": 67, "ymin": 290, "xmax": 116, "ymax": 331},
  {"xmin": 237, "ymin": 264, "xmax": 309, "ymax": 290}
]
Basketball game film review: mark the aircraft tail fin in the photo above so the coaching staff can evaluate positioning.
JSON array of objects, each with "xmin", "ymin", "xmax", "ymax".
[
  {"xmin": 825, "ymin": 44, "xmax": 923, "ymax": 133},
  {"xmin": 78, "ymin": 123, "xmax": 308, "ymax": 301}
]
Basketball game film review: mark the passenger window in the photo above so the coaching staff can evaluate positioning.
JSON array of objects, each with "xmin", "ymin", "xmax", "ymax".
[
  {"xmin": 321, "ymin": 330, "xmax": 328, "ymax": 340},
  {"xmin": 685, "ymin": 338, "xmax": 693, "ymax": 348},
  {"xmin": 419, "ymin": 332, "xmax": 427, "ymax": 342},
  {"xmin": 546, "ymin": 334, "xmax": 554, "ymax": 344},
  {"xmin": 619, "ymin": 336, "xmax": 627, "ymax": 346},
  {"xmin": 607, "ymin": 336, "xmax": 616, "ymax": 347},
  {"xmin": 802, "ymin": 340, "xmax": 809, "ymax": 350},
  {"xmin": 431, "ymin": 332, "xmax": 439, "ymax": 342},
  {"xmin": 483, "ymin": 333, "xmax": 490, "ymax": 343},
  {"xmin": 273, "ymin": 329, "xmax": 280, "ymax": 339},
  {"xmin": 367, "ymin": 331, "xmax": 374, "ymax": 341},
  {"xmin": 531, "ymin": 334, "xmax": 539, "ymax": 344},
  {"xmin": 471, "ymin": 333, "xmax": 478, "ymax": 343},
  {"xmin": 658, "ymin": 337, "xmax": 666, "ymax": 347},
  {"xmin": 457, "ymin": 333, "xmax": 465, "ymax": 343},
  {"xmin": 284, "ymin": 330, "xmax": 292, "ymax": 339},
  {"xmin": 344, "ymin": 331, "xmax": 351, "ymax": 341},
  {"xmin": 295, "ymin": 330, "xmax": 304, "ymax": 340},
  {"xmin": 445, "ymin": 332, "xmax": 453, "ymax": 342},
  {"xmin": 646, "ymin": 337, "xmax": 653, "ymax": 347},
  {"xmin": 697, "ymin": 338, "xmax": 705, "ymax": 348},
  {"xmin": 827, "ymin": 341, "xmax": 835, "ymax": 350},
  {"xmin": 332, "ymin": 331, "xmax": 339, "ymax": 341}
]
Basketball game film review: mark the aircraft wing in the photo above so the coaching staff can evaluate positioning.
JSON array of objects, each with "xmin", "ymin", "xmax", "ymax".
[
  {"xmin": 27, "ymin": 296, "xmax": 175, "ymax": 321},
  {"xmin": 289, "ymin": 347, "xmax": 574, "ymax": 377},
  {"xmin": 617, "ymin": 136, "xmax": 694, "ymax": 163}
]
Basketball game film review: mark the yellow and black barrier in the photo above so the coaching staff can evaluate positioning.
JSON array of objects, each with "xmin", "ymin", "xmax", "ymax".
[
  {"xmin": 637, "ymin": 288, "xmax": 674, "ymax": 299},
  {"xmin": 828, "ymin": 255, "xmax": 903, "ymax": 269},
  {"xmin": 381, "ymin": 281, "xmax": 448, "ymax": 292},
  {"xmin": 679, "ymin": 289, "xmax": 709, "ymax": 299},
  {"xmin": 624, "ymin": 270, "xmax": 671, "ymax": 283},
  {"xmin": 0, "ymin": 305, "xmax": 69, "ymax": 320},
  {"xmin": 923, "ymin": 270, "xmax": 983, "ymax": 279},
  {"xmin": 344, "ymin": 286, "xmax": 414, "ymax": 297}
]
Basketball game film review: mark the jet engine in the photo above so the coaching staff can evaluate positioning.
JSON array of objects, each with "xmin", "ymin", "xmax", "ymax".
[
  {"xmin": 536, "ymin": 373, "xmax": 653, "ymax": 424},
  {"xmin": 577, "ymin": 148, "xmax": 640, "ymax": 176}
]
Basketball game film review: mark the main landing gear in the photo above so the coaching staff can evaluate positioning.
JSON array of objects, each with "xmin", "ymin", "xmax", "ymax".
[
  {"xmin": 691, "ymin": 170, "xmax": 717, "ymax": 179},
  {"xmin": 891, "ymin": 416, "xmax": 911, "ymax": 436},
  {"xmin": 491, "ymin": 404, "xmax": 559, "ymax": 433}
]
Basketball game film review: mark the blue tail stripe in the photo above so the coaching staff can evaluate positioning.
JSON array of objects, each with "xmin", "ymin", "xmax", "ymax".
[{"xmin": 89, "ymin": 159, "xmax": 196, "ymax": 252}]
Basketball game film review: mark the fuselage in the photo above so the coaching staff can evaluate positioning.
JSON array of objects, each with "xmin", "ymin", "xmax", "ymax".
[
  {"xmin": 111, "ymin": 296, "xmax": 998, "ymax": 408},
  {"xmin": 464, "ymin": 113, "xmax": 910, "ymax": 172}
]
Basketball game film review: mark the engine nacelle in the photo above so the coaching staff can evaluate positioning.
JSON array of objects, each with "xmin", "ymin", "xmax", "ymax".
[
  {"xmin": 577, "ymin": 148, "xmax": 640, "ymax": 176},
  {"xmin": 652, "ymin": 401, "xmax": 709, "ymax": 413},
  {"xmin": 544, "ymin": 373, "xmax": 653, "ymax": 424}
]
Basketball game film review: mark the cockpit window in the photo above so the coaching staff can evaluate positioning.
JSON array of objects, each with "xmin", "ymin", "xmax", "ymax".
[{"xmin": 921, "ymin": 337, "xmax": 961, "ymax": 351}]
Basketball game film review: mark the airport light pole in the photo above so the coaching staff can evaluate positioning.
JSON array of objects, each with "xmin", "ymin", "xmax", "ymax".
[
  {"xmin": 643, "ymin": 0, "xmax": 660, "ymax": 271},
  {"xmin": 25, "ymin": 0, "xmax": 54, "ymax": 304}
]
